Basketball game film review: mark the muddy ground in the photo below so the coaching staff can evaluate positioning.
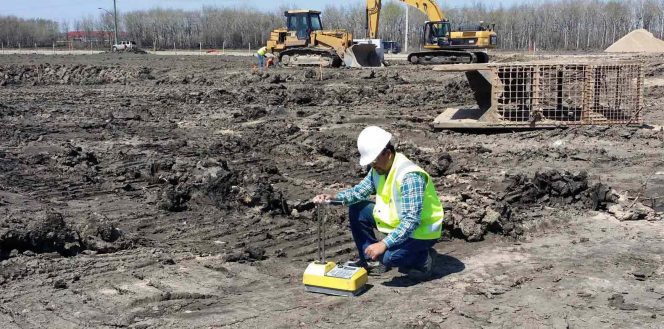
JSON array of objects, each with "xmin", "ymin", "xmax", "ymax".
[{"xmin": 0, "ymin": 52, "xmax": 663, "ymax": 328}]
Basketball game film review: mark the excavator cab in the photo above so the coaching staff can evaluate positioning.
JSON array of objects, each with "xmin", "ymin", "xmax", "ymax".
[
  {"xmin": 424, "ymin": 21, "xmax": 452, "ymax": 47},
  {"xmin": 286, "ymin": 11, "xmax": 323, "ymax": 40}
]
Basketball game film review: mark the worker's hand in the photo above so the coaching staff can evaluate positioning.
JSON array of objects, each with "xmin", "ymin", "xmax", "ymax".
[
  {"xmin": 312, "ymin": 194, "xmax": 334, "ymax": 204},
  {"xmin": 364, "ymin": 241, "xmax": 388, "ymax": 261}
]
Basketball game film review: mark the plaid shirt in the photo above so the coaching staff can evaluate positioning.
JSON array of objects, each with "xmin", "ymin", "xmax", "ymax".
[{"xmin": 336, "ymin": 170, "xmax": 426, "ymax": 248}]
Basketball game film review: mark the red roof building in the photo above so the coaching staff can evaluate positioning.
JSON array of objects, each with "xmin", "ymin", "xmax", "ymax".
[{"xmin": 67, "ymin": 31, "xmax": 128, "ymax": 42}]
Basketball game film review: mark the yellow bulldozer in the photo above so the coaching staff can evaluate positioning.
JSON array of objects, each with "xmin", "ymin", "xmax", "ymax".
[{"xmin": 266, "ymin": 10, "xmax": 382, "ymax": 68}]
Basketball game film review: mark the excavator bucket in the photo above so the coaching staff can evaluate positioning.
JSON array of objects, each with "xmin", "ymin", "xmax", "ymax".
[{"xmin": 344, "ymin": 44, "xmax": 383, "ymax": 68}]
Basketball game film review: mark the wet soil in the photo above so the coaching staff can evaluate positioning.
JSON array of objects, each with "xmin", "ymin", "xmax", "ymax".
[{"xmin": 0, "ymin": 52, "xmax": 663, "ymax": 328}]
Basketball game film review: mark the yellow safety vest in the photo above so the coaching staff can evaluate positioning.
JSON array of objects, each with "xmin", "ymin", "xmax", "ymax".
[
  {"xmin": 257, "ymin": 47, "xmax": 267, "ymax": 56},
  {"xmin": 372, "ymin": 153, "xmax": 444, "ymax": 240}
]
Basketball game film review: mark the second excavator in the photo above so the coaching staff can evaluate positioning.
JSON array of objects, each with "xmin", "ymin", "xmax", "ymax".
[{"xmin": 367, "ymin": 0, "xmax": 498, "ymax": 64}]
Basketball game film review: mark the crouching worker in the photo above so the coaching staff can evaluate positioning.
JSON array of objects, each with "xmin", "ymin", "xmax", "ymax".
[
  {"xmin": 313, "ymin": 126, "xmax": 444, "ymax": 280},
  {"xmin": 265, "ymin": 52, "xmax": 278, "ymax": 68}
]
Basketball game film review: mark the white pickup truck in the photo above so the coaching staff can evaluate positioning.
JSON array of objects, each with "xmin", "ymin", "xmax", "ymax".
[{"xmin": 112, "ymin": 41, "xmax": 136, "ymax": 52}]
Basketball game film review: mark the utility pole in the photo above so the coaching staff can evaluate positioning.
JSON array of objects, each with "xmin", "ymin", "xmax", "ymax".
[
  {"xmin": 404, "ymin": 5, "xmax": 409, "ymax": 53},
  {"xmin": 99, "ymin": 4, "xmax": 118, "ymax": 46},
  {"xmin": 113, "ymin": 0, "xmax": 119, "ymax": 45}
]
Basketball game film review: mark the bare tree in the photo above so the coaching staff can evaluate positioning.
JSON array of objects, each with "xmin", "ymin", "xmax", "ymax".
[{"xmin": 4, "ymin": 0, "xmax": 664, "ymax": 51}]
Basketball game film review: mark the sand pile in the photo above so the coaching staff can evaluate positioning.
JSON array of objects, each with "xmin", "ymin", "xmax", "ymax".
[{"xmin": 605, "ymin": 29, "xmax": 664, "ymax": 53}]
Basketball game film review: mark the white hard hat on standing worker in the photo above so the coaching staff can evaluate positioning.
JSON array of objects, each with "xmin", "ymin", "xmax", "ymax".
[{"xmin": 357, "ymin": 126, "xmax": 392, "ymax": 166}]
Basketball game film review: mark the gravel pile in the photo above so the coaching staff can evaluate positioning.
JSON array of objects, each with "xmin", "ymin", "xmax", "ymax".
[{"xmin": 605, "ymin": 29, "xmax": 664, "ymax": 53}]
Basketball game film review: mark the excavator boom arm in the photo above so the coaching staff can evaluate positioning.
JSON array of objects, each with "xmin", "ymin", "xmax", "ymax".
[{"xmin": 367, "ymin": 0, "xmax": 445, "ymax": 39}]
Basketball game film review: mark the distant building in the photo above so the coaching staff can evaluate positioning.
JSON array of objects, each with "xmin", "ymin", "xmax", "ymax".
[{"xmin": 67, "ymin": 31, "xmax": 128, "ymax": 43}]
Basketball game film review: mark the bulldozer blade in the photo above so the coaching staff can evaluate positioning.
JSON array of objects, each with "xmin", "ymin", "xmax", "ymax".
[{"xmin": 344, "ymin": 44, "xmax": 383, "ymax": 68}]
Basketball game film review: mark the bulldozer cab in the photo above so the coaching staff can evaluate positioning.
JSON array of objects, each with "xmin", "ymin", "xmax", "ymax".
[
  {"xmin": 424, "ymin": 21, "xmax": 451, "ymax": 46},
  {"xmin": 286, "ymin": 10, "xmax": 323, "ymax": 40}
]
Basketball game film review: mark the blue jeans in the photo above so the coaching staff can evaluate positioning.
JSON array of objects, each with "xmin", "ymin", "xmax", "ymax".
[
  {"xmin": 348, "ymin": 201, "xmax": 435, "ymax": 270},
  {"xmin": 257, "ymin": 54, "xmax": 265, "ymax": 69}
]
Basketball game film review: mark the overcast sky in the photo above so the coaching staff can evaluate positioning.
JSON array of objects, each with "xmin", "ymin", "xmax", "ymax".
[{"xmin": 2, "ymin": 0, "xmax": 521, "ymax": 22}]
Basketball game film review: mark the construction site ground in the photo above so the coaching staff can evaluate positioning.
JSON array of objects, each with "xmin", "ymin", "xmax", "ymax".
[{"xmin": 0, "ymin": 52, "xmax": 663, "ymax": 328}]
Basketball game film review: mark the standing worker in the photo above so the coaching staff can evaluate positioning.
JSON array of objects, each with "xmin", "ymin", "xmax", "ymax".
[
  {"xmin": 313, "ymin": 126, "xmax": 444, "ymax": 280},
  {"xmin": 256, "ymin": 45, "xmax": 268, "ymax": 70}
]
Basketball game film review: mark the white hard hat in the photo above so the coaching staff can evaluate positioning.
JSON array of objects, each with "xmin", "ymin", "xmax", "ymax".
[{"xmin": 357, "ymin": 126, "xmax": 392, "ymax": 166}]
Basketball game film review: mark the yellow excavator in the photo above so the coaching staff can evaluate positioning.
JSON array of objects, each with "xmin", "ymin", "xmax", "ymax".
[
  {"xmin": 266, "ymin": 10, "xmax": 382, "ymax": 68},
  {"xmin": 367, "ymin": 0, "xmax": 497, "ymax": 64}
]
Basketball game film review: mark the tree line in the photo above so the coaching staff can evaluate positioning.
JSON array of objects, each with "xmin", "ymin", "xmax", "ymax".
[
  {"xmin": 0, "ymin": 16, "xmax": 59, "ymax": 48},
  {"xmin": 1, "ymin": 0, "xmax": 664, "ymax": 51}
]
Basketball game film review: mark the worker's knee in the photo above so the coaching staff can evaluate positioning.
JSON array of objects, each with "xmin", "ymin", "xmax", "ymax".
[
  {"xmin": 381, "ymin": 249, "xmax": 404, "ymax": 268},
  {"xmin": 382, "ymin": 249, "xmax": 418, "ymax": 268},
  {"xmin": 381, "ymin": 241, "xmax": 431, "ymax": 269}
]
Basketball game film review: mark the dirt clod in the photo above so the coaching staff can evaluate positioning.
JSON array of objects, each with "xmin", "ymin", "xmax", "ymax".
[
  {"xmin": 53, "ymin": 278, "xmax": 68, "ymax": 289},
  {"xmin": 0, "ymin": 52, "xmax": 662, "ymax": 328}
]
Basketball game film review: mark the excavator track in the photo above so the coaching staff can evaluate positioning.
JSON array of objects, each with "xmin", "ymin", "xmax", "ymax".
[
  {"xmin": 279, "ymin": 49, "xmax": 342, "ymax": 68},
  {"xmin": 407, "ymin": 50, "xmax": 490, "ymax": 65}
]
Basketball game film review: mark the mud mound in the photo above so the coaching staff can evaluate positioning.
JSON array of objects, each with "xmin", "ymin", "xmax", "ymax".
[
  {"xmin": 59, "ymin": 143, "xmax": 99, "ymax": 167},
  {"xmin": 605, "ymin": 29, "xmax": 664, "ymax": 53},
  {"xmin": 149, "ymin": 70, "xmax": 418, "ymax": 109},
  {"xmin": 0, "ymin": 211, "xmax": 80, "ymax": 257},
  {"xmin": 52, "ymin": 143, "xmax": 102, "ymax": 184},
  {"xmin": 219, "ymin": 70, "xmax": 414, "ymax": 108},
  {"xmin": 199, "ymin": 161, "xmax": 240, "ymax": 210},
  {"xmin": 446, "ymin": 169, "xmax": 626, "ymax": 241},
  {"xmin": 502, "ymin": 170, "xmax": 592, "ymax": 206},
  {"xmin": 27, "ymin": 211, "xmax": 80, "ymax": 255},
  {"xmin": 399, "ymin": 143, "xmax": 455, "ymax": 177},
  {"xmin": 0, "ymin": 63, "xmax": 155, "ymax": 86},
  {"xmin": 233, "ymin": 105, "xmax": 269, "ymax": 121},
  {"xmin": 75, "ymin": 212, "xmax": 135, "ymax": 253},
  {"xmin": 224, "ymin": 246, "xmax": 266, "ymax": 263},
  {"xmin": 314, "ymin": 134, "xmax": 356, "ymax": 163},
  {"xmin": 157, "ymin": 159, "xmax": 290, "ymax": 215},
  {"xmin": 19, "ymin": 143, "xmax": 100, "ymax": 170},
  {"xmin": 239, "ymin": 180, "xmax": 289, "ymax": 213},
  {"xmin": 159, "ymin": 186, "xmax": 191, "ymax": 212},
  {"xmin": 0, "ymin": 210, "xmax": 137, "ymax": 259},
  {"xmin": 207, "ymin": 135, "xmax": 252, "ymax": 155},
  {"xmin": 154, "ymin": 74, "xmax": 212, "ymax": 86}
]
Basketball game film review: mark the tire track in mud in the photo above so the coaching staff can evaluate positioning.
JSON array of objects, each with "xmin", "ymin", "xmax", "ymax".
[
  {"xmin": 2, "ymin": 69, "xmax": 402, "ymax": 266},
  {"xmin": 0, "ymin": 57, "xmax": 440, "ymax": 326},
  {"xmin": 3, "ymin": 249, "xmax": 161, "ymax": 280},
  {"xmin": 2, "ymin": 154, "xmax": 134, "ymax": 207},
  {"xmin": 0, "ymin": 249, "xmax": 207, "ymax": 327},
  {"xmin": 162, "ymin": 209, "xmax": 357, "ymax": 262},
  {"xmin": 2, "ymin": 54, "xmax": 662, "ymax": 328}
]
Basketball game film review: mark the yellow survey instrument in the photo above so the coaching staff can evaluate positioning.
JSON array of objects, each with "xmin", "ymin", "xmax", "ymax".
[{"xmin": 303, "ymin": 201, "xmax": 368, "ymax": 297}]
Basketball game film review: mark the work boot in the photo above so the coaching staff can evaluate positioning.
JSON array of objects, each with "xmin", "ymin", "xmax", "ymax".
[
  {"xmin": 343, "ymin": 259, "xmax": 367, "ymax": 268},
  {"xmin": 404, "ymin": 251, "xmax": 434, "ymax": 281},
  {"xmin": 366, "ymin": 261, "xmax": 392, "ymax": 276},
  {"xmin": 343, "ymin": 259, "xmax": 392, "ymax": 275}
]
